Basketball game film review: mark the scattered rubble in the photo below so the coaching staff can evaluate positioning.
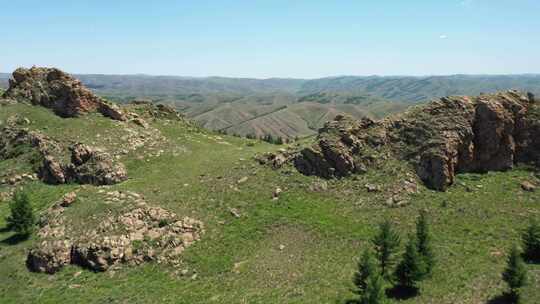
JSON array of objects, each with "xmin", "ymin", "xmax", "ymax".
[{"xmin": 0, "ymin": 173, "xmax": 38, "ymax": 186}]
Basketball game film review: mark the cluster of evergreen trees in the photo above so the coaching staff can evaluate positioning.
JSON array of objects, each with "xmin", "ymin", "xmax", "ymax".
[
  {"xmin": 225, "ymin": 131, "xmax": 288, "ymax": 145},
  {"xmin": 352, "ymin": 215, "xmax": 540, "ymax": 304},
  {"xmin": 216, "ymin": 128, "xmax": 302, "ymax": 145},
  {"xmin": 353, "ymin": 212, "xmax": 435, "ymax": 303},
  {"xmin": 249, "ymin": 133, "xmax": 286, "ymax": 145},
  {"xmin": 500, "ymin": 219, "xmax": 540, "ymax": 303}
]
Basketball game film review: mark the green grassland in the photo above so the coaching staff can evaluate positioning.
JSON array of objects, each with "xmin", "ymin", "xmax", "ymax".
[{"xmin": 0, "ymin": 104, "xmax": 539, "ymax": 303}]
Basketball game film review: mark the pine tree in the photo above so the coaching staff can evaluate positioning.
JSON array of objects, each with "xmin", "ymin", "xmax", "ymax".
[
  {"xmin": 360, "ymin": 270, "xmax": 387, "ymax": 304},
  {"xmin": 522, "ymin": 220, "xmax": 540, "ymax": 262},
  {"xmin": 416, "ymin": 211, "xmax": 435, "ymax": 276},
  {"xmin": 6, "ymin": 190, "xmax": 35, "ymax": 237},
  {"xmin": 354, "ymin": 248, "xmax": 377, "ymax": 294},
  {"xmin": 502, "ymin": 245, "xmax": 527, "ymax": 302},
  {"xmin": 372, "ymin": 220, "xmax": 401, "ymax": 278},
  {"xmin": 394, "ymin": 235, "xmax": 425, "ymax": 289}
]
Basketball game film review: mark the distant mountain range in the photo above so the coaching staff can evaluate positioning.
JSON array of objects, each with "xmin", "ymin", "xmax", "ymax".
[{"xmin": 2, "ymin": 73, "xmax": 539, "ymax": 139}]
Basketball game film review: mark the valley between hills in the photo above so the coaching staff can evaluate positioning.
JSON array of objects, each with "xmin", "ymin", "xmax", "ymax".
[
  {"xmin": 2, "ymin": 72, "xmax": 540, "ymax": 140},
  {"xmin": 0, "ymin": 67, "xmax": 539, "ymax": 303}
]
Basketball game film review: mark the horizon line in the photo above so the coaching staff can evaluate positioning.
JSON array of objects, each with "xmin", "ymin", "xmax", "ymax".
[{"xmin": 1, "ymin": 69, "xmax": 540, "ymax": 81}]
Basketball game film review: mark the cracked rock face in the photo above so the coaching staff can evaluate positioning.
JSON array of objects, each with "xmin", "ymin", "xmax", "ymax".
[
  {"xmin": 293, "ymin": 116, "xmax": 381, "ymax": 179},
  {"xmin": 3, "ymin": 66, "xmax": 126, "ymax": 121},
  {"xmin": 291, "ymin": 91, "xmax": 539, "ymax": 191}
]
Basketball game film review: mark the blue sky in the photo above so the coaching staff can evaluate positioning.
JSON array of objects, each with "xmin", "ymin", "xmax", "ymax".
[{"xmin": 1, "ymin": 0, "xmax": 539, "ymax": 78}]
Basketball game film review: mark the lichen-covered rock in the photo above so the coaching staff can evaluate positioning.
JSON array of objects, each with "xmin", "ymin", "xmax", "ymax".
[
  {"xmin": 3, "ymin": 66, "xmax": 127, "ymax": 120},
  {"xmin": 291, "ymin": 91, "xmax": 539, "ymax": 191}
]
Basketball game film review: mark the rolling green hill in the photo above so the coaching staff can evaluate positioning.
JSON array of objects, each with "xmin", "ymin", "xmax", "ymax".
[{"xmin": 299, "ymin": 74, "xmax": 540, "ymax": 102}]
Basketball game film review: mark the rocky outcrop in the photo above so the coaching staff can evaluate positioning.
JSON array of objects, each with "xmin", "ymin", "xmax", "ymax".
[
  {"xmin": 27, "ymin": 240, "xmax": 73, "ymax": 274},
  {"xmin": 127, "ymin": 100, "xmax": 186, "ymax": 121},
  {"xmin": 291, "ymin": 91, "xmax": 539, "ymax": 191},
  {"xmin": 39, "ymin": 143, "xmax": 128, "ymax": 185},
  {"xmin": 0, "ymin": 124, "xmax": 127, "ymax": 186},
  {"xmin": 3, "ymin": 66, "xmax": 127, "ymax": 120},
  {"xmin": 293, "ymin": 116, "xmax": 382, "ymax": 178},
  {"xmin": 98, "ymin": 101, "xmax": 127, "ymax": 121},
  {"xmin": 71, "ymin": 209, "xmax": 203, "ymax": 271},
  {"xmin": 0, "ymin": 123, "xmax": 63, "ymax": 161},
  {"xmin": 27, "ymin": 192, "xmax": 204, "ymax": 273},
  {"xmin": 256, "ymin": 148, "xmax": 296, "ymax": 169}
]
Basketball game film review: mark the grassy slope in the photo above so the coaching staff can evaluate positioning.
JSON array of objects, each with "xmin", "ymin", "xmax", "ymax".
[{"xmin": 0, "ymin": 104, "xmax": 539, "ymax": 304}]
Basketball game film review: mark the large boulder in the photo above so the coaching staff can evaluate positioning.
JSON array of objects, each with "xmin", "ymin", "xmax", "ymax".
[
  {"xmin": 3, "ymin": 66, "xmax": 127, "ymax": 120},
  {"xmin": 291, "ymin": 91, "xmax": 538, "ymax": 191}
]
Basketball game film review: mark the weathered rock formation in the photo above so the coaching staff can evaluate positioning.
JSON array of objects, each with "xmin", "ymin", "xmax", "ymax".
[
  {"xmin": 3, "ymin": 66, "xmax": 127, "ymax": 120},
  {"xmin": 0, "ymin": 124, "xmax": 62, "ymax": 160},
  {"xmin": 39, "ymin": 143, "xmax": 128, "ymax": 185},
  {"xmin": 291, "ymin": 91, "xmax": 540, "ymax": 191},
  {"xmin": 0, "ymin": 124, "xmax": 127, "ymax": 186},
  {"xmin": 27, "ymin": 192, "xmax": 204, "ymax": 273}
]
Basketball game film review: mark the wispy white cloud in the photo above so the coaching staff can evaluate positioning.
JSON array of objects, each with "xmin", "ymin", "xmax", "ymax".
[{"xmin": 439, "ymin": 35, "xmax": 448, "ymax": 39}]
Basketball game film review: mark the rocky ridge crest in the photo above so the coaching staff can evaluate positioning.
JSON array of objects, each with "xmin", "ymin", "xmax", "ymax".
[
  {"xmin": 288, "ymin": 91, "xmax": 539, "ymax": 190},
  {"xmin": 2, "ymin": 66, "xmax": 127, "ymax": 120}
]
